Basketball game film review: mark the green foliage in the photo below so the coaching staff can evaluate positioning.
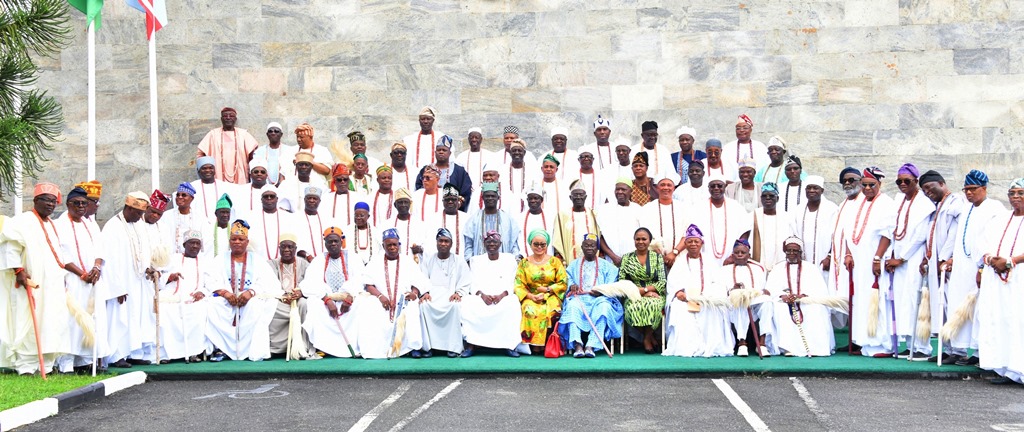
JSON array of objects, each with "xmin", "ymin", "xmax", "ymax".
[
  {"xmin": 0, "ymin": 0, "xmax": 71, "ymax": 200},
  {"xmin": 0, "ymin": 371, "xmax": 109, "ymax": 411}
]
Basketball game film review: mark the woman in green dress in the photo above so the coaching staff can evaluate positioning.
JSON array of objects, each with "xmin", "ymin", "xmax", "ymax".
[
  {"xmin": 514, "ymin": 229, "xmax": 568, "ymax": 354},
  {"xmin": 619, "ymin": 227, "xmax": 667, "ymax": 353}
]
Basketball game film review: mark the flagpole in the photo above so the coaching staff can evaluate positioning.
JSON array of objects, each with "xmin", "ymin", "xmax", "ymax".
[
  {"xmin": 149, "ymin": 31, "xmax": 159, "ymax": 191},
  {"xmin": 87, "ymin": 21, "xmax": 96, "ymax": 181}
]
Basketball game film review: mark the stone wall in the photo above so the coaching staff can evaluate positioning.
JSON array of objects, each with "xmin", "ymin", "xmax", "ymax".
[{"xmin": 9, "ymin": 0, "xmax": 1024, "ymax": 219}]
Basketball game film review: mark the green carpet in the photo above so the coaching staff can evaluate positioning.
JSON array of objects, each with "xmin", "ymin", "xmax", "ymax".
[{"xmin": 129, "ymin": 330, "xmax": 983, "ymax": 378}]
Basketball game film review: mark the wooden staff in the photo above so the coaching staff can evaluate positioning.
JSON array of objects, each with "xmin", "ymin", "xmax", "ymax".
[
  {"xmin": 937, "ymin": 267, "xmax": 947, "ymax": 367},
  {"xmin": 747, "ymin": 306, "xmax": 763, "ymax": 360},
  {"xmin": 286, "ymin": 300, "xmax": 295, "ymax": 362},
  {"xmin": 22, "ymin": 278, "xmax": 47, "ymax": 379},
  {"xmin": 887, "ymin": 269, "xmax": 898, "ymax": 358},
  {"xmin": 575, "ymin": 296, "xmax": 612, "ymax": 358},
  {"xmin": 908, "ymin": 263, "xmax": 927, "ymax": 362},
  {"xmin": 152, "ymin": 273, "xmax": 161, "ymax": 365},
  {"xmin": 848, "ymin": 268, "xmax": 854, "ymax": 355},
  {"xmin": 334, "ymin": 313, "xmax": 356, "ymax": 358}
]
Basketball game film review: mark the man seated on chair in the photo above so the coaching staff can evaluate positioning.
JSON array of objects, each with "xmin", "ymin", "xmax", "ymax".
[{"xmin": 558, "ymin": 234, "xmax": 622, "ymax": 358}]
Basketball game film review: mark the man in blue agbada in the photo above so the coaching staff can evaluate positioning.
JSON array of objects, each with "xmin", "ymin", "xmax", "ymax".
[
  {"xmin": 558, "ymin": 234, "xmax": 623, "ymax": 358},
  {"xmin": 463, "ymin": 182, "xmax": 521, "ymax": 259}
]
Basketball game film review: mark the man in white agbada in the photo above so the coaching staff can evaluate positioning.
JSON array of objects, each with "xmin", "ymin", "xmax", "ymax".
[
  {"xmin": 790, "ymin": 176, "xmax": 837, "ymax": 282},
  {"xmin": 403, "ymin": 106, "xmax": 445, "ymax": 173},
  {"xmin": 204, "ymin": 220, "xmax": 281, "ymax": 361},
  {"xmin": 505, "ymin": 139, "xmax": 540, "ymax": 212},
  {"xmin": 143, "ymin": 189, "xmax": 174, "ymax": 262},
  {"xmin": 944, "ymin": 170, "xmax": 1004, "ymax": 365},
  {"xmin": 663, "ymin": 225, "xmax": 732, "ymax": 357},
  {"xmin": 301, "ymin": 228, "xmax": 363, "ymax": 358},
  {"xmin": 156, "ymin": 230, "xmax": 211, "ymax": 362},
  {"xmin": 764, "ymin": 237, "xmax": 836, "ymax": 357},
  {"xmin": 643, "ymin": 177, "xmax": 689, "ymax": 268},
  {"xmin": 631, "ymin": 121, "xmax": 677, "ymax": 183},
  {"xmin": 248, "ymin": 189, "xmax": 296, "ymax": 263},
  {"xmin": 827, "ymin": 168, "xmax": 863, "ymax": 338},
  {"xmin": 203, "ymin": 194, "xmax": 236, "ymax": 258},
  {"xmin": 237, "ymin": 158, "xmax": 275, "ymax": 219},
  {"xmin": 469, "ymin": 164, "xmax": 517, "ymax": 212},
  {"xmin": 460, "ymin": 231, "xmax": 524, "ymax": 357},
  {"xmin": 845, "ymin": 167, "xmax": 898, "ymax": 357},
  {"xmin": 723, "ymin": 114, "xmax": 770, "ymax": 172},
  {"xmin": 277, "ymin": 151, "xmax": 328, "ymax": 213},
  {"xmin": 695, "ymin": 177, "xmax": 753, "ymax": 267},
  {"xmin": 191, "ymin": 156, "xmax": 239, "ymax": 221},
  {"xmin": 542, "ymin": 127, "xmax": 579, "ymax": 181},
  {"xmin": 425, "ymin": 185, "xmax": 468, "ymax": 257},
  {"xmin": 465, "ymin": 183, "xmax": 521, "ymax": 258},
  {"xmin": 718, "ymin": 239, "xmax": 772, "ymax": 357},
  {"xmin": 418, "ymin": 228, "xmax": 471, "ymax": 358},
  {"xmin": 102, "ymin": 192, "xmax": 156, "ymax": 368},
  {"xmin": 0, "ymin": 183, "xmax": 72, "ymax": 375},
  {"xmin": 977, "ymin": 178, "xmax": 1024, "ymax": 384},
  {"xmin": 347, "ymin": 202, "xmax": 378, "ymax": 266},
  {"xmin": 455, "ymin": 128, "xmax": 492, "ymax": 187},
  {"xmin": 384, "ymin": 188, "xmax": 427, "ymax": 256},
  {"xmin": 356, "ymin": 228, "xmax": 432, "ymax": 359},
  {"xmin": 882, "ymin": 163, "xmax": 934, "ymax": 360},
  {"xmin": 165, "ymin": 183, "xmax": 207, "ymax": 256},
  {"xmin": 516, "ymin": 182, "xmax": 554, "ymax": 259},
  {"xmin": 579, "ymin": 115, "xmax": 616, "ymax": 171},
  {"xmin": 596, "ymin": 179, "xmax": 641, "ymax": 266},
  {"xmin": 295, "ymin": 186, "xmax": 334, "ymax": 261},
  {"xmin": 54, "ymin": 187, "xmax": 108, "ymax": 372},
  {"xmin": 917, "ymin": 170, "xmax": 964, "ymax": 364},
  {"xmin": 751, "ymin": 183, "xmax": 794, "ymax": 273}
]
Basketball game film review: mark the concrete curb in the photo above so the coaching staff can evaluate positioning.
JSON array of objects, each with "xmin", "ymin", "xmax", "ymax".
[{"xmin": 0, "ymin": 372, "xmax": 147, "ymax": 432}]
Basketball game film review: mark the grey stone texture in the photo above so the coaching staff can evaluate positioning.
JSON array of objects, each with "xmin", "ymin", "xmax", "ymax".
[{"xmin": 7, "ymin": 0, "xmax": 1024, "ymax": 216}]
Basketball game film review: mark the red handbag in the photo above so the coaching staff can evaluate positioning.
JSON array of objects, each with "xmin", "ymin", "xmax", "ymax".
[{"xmin": 544, "ymin": 323, "xmax": 565, "ymax": 358}]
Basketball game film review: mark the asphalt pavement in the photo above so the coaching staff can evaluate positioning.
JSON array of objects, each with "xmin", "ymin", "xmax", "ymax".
[{"xmin": 20, "ymin": 377, "xmax": 1024, "ymax": 431}]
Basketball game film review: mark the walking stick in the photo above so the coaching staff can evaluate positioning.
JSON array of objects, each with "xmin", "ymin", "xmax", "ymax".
[
  {"xmin": 92, "ymin": 288, "xmax": 99, "ymax": 376},
  {"xmin": 152, "ymin": 274, "xmax": 161, "ymax": 365},
  {"xmin": 575, "ymin": 296, "xmax": 612, "ymax": 358},
  {"xmin": 887, "ymin": 268, "xmax": 898, "ymax": 358},
  {"xmin": 908, "ymin": 263, "xmax": 927, "ymax": 362},
  {"xmin": 786, "ymin": 290, "xmax": 812, "ymax": 357},
  {"xmin": 333, "ymin": 312, "xmax": 357, "ymax": 358},
  {"xmin": 286, "ymin": 300, "xmax": 295, "ymax": 362},
  {"xmin": 387, "ymin": 296, "xmax": 407, "ymax": 359},
  {"xmin": 22, "ymin": 278, "xmax": 47, "ymax": 379},
  {"xmin": 937, "ymin": 267, "xmax": 947, "ymax": 367},
  {"xmin": 182, "ymin": 297, "xmax": 189, "ymax": 364},
  {"xmin": 747, "ymin": 306, "xmax": 763, "ymax": 360},
  {"xmin": 848, "ymin": 268, "xmax": 854, "ymax": 355}
]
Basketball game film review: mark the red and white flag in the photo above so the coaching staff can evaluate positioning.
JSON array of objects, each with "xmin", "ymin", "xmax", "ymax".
[{"xmin": 125, "ymin": 0, "xmax": 167, "ymax": 39}]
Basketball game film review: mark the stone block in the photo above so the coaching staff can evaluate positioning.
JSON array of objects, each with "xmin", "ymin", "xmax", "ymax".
[
  {"xmin": 411, "ymin": 40, "xmax": 468, "ymax": 65},
  {"xmin": 949, "ymin": 101, "xmax": 1024, "ymax": 128},
  {"xmin": 928, "ymin": 75, "xmax": 1024, "ymax": 102},
  {"xmin": 94, "ymin": 19, "xmax": 146, "ymax": 46},
  {"xmin": 240, "ymin": 69, "xmax": 288, "ymax": 94},
  {"xmin": 186, "ymin": 19, "xmax": 238, "ymax": 44},
  {"xmin": 873, "ymin": 127, "xmax": 983, "ymax": 155},
  {"xmin": 537, "ymin": 62, "xmax": 588, "ymax": 87},
  {"xmin": 816, "ymin": 27, "xmax": 874, "ymax": 54},
  {"xmin": 359, "ymin": 41, "xmax": 412, "ymax": 66},
  {"xmin": 485, "ymin": 12, "xmax": 538, "ymax": 38},
  {"xmin": 185, "ymin": 68, "xmax": 240, "ymax": 94},
  {"xmin": 872, "ymin": 77, "xmax": 928, "ymax": 103},
  {"xmin": 818, "ymin": 78, "xmax": 873, "ymax": 104},
  {"xmin": 792, "ymin": 104, "xmax": 900, "ymax": 132},
  {"xmin": 898, "ymin": 103, "xmax": 955, "ymax": 129},
  {"xmin": 157, "ymin": 44, "xmax": 212, "ymax": 72},
  {"xmin": 636, "ymin": 7, "xmax": 683, "ymax": 32},
  {"xmin": 467, "ymin": 37, "xmax": 512, "ymax": 64},
  {"xmin": 301, "ymin": 67, "xmax": 331, "ymax": 93},
  {"xmin": 957, "ymin": 152, "xmax": 1024, "ymax": 181},
  {"xmin": 97, "ymin": 92, "xmax": 148, "ymax": 120},
  {"xmin": 982, "ymin": 126, "xmax": 1024, "ymax": 153},
  {"xmin": 262, "ymin": 43, "xmax": 313, "ymax": 68},
  {"xmin": 484, "ymin": 62, "xmax": 538, "ymax": 88},
  {"xmin": 558, "ymin": 35, "xmax": 613, "ymax": 62},
  {"xmin": 330, "ymin": 66, "xmax": 388, "ymax": 91},
  {"xmin": 408, "ymin": 89, "xmax": 461, "ymax": 116},
  {"xmin": 560, "ymin": 87, "xmax": 613, "ymax": 112},
  {"xmin": 287, "ymin": 68, "xmax": 305, "ymax": 93},
  {"xmin": 635, "ymin": 59, "xmax": 687, "ymax": 85},
  {"xmin": 953, "ymin": 48, "xmax": 1009, "ymax": 75},
  {"xmin": 740, "ymin": 2, "xmax": 846, "ymax": 30},
  {"xmin": 386, "ymin": 64, "xmax": 487, "ymax": 90},
  {"xmin": 873, "ymin": 24, "xmax": 939, "ymax": 52},
  {"xmin": 509, "ymin": 37, "xmax": 561, "ymax": 62},
  {"xmin": 790, "ymin": 130, "xmax": 879, "ymax": 157},
  {"xmin": 845, "ymin": 0, "xmax": 899, "ymax": 27},
  {"xmin": 685, "ymin": 5, "xmax": 741, "ymax": 32},
  {"xmin": 535, "ymin": 11, "xmax": 586, "ymax": 37},
  {"xmin": 411, "ymin": 0, "xmax": 460, "ymax": 13},
  {"xmin": 661, "ymin": 32, "xmax": 714, "ymax": 59},
  {"xmin": 110, "ymin": 44, "xmax": 146, "ymax": 70},
  {"xmin": 212, "ymin": 44, "xmax": 262, "ymax": 69},
  {"xmin": 462, "ymin": 87, "xmax": 512, "ymax": 113},
  {"xmin": 688, "ymin": 57, "xmax": 733, "ymax": 82},
  {"xmin": 309, "ymin": 42, "xmax": 361, "ymax": 67},
  {"xmin": 586, "ymin": 61, "xmax": 638, "ymax": 86},
  {"xmin": 95, "ymin": 69, "xmax": 145, "ymax": 95},
  {"xmin": 512, "ymin": 89, "xmax": 561, "ymax": 112},
  {"xmin": 712, "ymin": 82, "xmax": 766, "ymax": 108},
  {"xmin": 737, "ymin": 56, "xmax": 792, "ymax": 82},
  {"xmin": 585, "ymin": 9, "xmax": 638, "ymax": 35},
  {"xmin": 159, "ymin": 73, "xmax": 188, "ymax": 94},
  {"xmin": 711, "ymin": 31, "xmax": 768, "ymax": 57},
  {"xmin": 612, "ymin": 85, "xmax": 663, "ymax": 111},
  {"xmin": 611, "ymin": 32, "xmax": 662, "ymax": 60},
  {"xmin": 663, "ymin": 84, "xmax": 714, "ymax": 109},
  {"xmin": 765, "ymin": 29, "xmax": 818, "ymax": 56},
  {"xmin": 766, "ymin": 82, "xmax": 818, "ymax": 106}
]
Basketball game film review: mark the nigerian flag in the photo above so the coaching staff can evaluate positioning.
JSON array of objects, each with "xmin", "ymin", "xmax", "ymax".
[{"xmin": 67, "ymin": 0, "xmax": 105, "ymax": 29}]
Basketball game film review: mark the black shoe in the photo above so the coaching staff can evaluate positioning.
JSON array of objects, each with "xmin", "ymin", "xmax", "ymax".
[
  {"xmin": 126, "ymin": 358, "xmax": 151, "ymax": 366},
  {"xmin": 956, "ymin": 355, "xmax": 980, "ymax": 366},
  {"xmin": 421, "ymin": 350, "xmax": 433, "ymax": 358},
  {"xmin": 909, "ymin": 352, "xmax": 930, "ymax": 361},
  {"xmin": 897, "ymin": 349, "xmax": 911, "ymax": 359},
  {"xmin": 208, "ymin": 351, "xmax": 226, "ymax": 362},
  {"xmin": 410, "ymin": 350, "xmax": 422, "ymax": 359},
  {"xmin": 109, "ymin": 359, "xmax": 132, "ymax": 368},
  {"xmin": 447, "ymin": 351, "xmax": 459, "ymax": 358}
]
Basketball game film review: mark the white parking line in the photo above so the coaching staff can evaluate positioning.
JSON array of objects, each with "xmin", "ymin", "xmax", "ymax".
[
  {"xmin": 348, "ymin": 382, "xmax": 412, "ymax": 432},
  {"xmin": 712, "ymin": 379, "xmax": 771, "ymax": 432},
  {"xmin": 388, "ymin": 379, "xmax": 464, "ymax": 432},
  {"xmin": 789, "ymin": 377, "xmax": 834, "ymax": 431}
]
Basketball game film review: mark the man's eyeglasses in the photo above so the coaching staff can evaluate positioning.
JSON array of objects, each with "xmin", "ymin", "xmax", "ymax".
[
  {"xmin": 267, "ymin": 129, "xmax": 282, "ymax": 134},
  {"xmin": 841, "ymin": 178, "xmax": 859, "ymax": 184},
  {"xmin": 860, "ymin": 183, "xmax": 878, "ymax": 189},
  {"xmin": 68, "ymin": 200, "xmax": 89, "ymax": 207},
  {"xmin": 251, "ymin": 169, "xmax": 267, "ymax": 174},
  {"xmin": 895, "ymin": 179, "xmax": 914, "ymax": 186}
]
